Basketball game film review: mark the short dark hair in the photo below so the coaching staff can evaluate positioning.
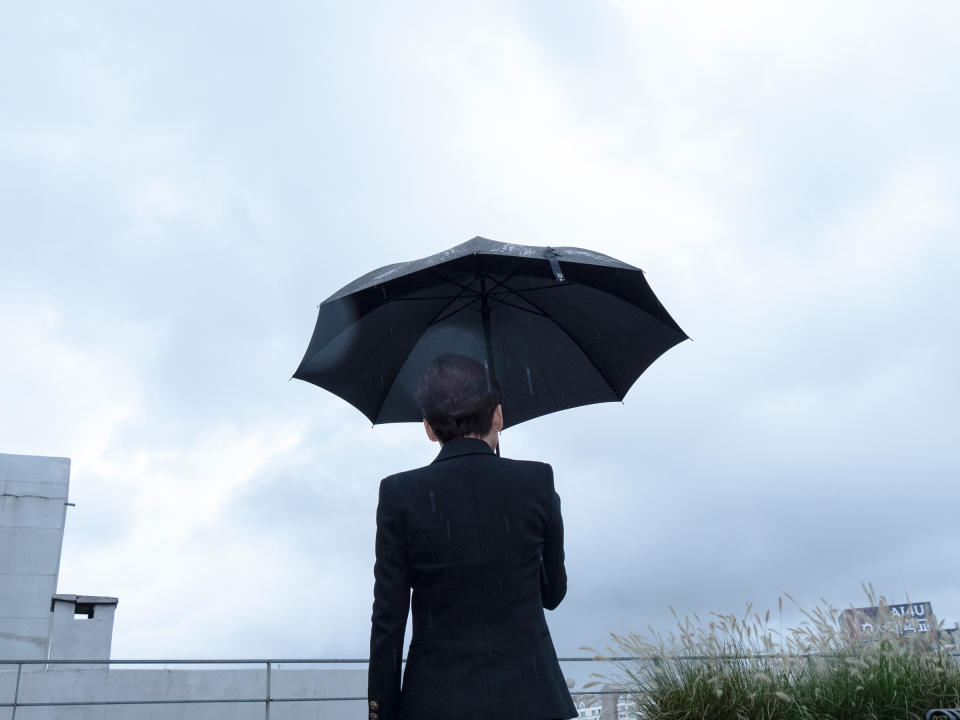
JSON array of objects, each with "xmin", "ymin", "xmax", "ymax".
[{"xmin": 415, "ymin": 354, "xmax": 502, "ymax": 444}]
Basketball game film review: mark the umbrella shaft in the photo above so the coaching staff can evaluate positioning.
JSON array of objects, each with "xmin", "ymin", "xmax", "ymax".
[
  {"xmin": 479, "ymin": 275, "xmax": 496, "ymax": 388},
  {"xmin": 479, "ymin": 275, "xmax": 501, "ymax": 458}
]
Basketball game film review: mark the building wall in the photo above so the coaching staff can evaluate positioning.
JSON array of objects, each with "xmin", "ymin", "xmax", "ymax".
[
  {"xmin": 0, "ymin": 666, "xmax": 366, "ymax": 720},
  {"xmin": 0, "ymin": 453, "xmax": 71, "ymax": 661},
  {"xmin": 0, "ymin": 451, "xmax": 369, "ymax": 719},
  {"xmin": 49, "ymin": 597, "xmax": 118, "ymax": 666}
]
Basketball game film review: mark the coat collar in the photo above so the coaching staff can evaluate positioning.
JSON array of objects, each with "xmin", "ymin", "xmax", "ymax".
[{"xmin": 432, "ymin": 437, "xmax": 497, "ymax": 464}]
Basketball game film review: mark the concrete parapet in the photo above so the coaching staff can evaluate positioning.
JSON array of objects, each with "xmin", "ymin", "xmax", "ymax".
[
  {"xmin": 49, "ymin": 596, "xmax": 119, "ymax": 668},
  {"xmin": 0, "ymin": 453, "xmax": 70, "ymax": 662},
  {"xmin": 0, "ymin": 665, "xmax": 366, "ymax": 719}
]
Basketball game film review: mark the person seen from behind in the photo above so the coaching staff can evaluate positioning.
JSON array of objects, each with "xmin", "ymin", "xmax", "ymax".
[{"xmin": 368, "ymin": 353, "xmax": 576, "ymax": 720}]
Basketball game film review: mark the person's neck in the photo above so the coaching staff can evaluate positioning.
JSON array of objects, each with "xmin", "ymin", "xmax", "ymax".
[{"xmin": 462, "ymin": 429, "xmax": 498, "ymax": 451}]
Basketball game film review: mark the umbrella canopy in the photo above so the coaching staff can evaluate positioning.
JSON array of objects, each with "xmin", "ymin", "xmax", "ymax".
[{"xmin": 293, "ymin": 236, "xmax": 687, "ymax": 428}]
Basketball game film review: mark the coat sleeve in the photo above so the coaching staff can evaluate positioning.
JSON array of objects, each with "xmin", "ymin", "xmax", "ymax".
[
  {"xmin": 368, "ymin": 476, "xmax": 410, "ymax": 720},
  {"xmin": 540, "ymin": 464, "xmax": 568, "ymax": 611}
]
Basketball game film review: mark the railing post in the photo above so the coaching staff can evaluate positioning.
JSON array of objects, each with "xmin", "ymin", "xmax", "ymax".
[
  {"xmin": 11, "ymin": 661, "xmax": 22, "ymax": 720},
  {"xmin": 265, "ymin": 660, "xmax": 271, "ymax": 720}
]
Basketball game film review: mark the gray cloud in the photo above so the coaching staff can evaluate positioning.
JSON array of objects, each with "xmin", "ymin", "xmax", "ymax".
[{"xmin": 2, "ymin": 0, "xmax": 958, "ymax": 668}]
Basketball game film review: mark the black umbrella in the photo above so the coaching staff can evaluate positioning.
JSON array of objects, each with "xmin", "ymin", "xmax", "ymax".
[{"xmin": 293, "ymin": 236, "xmax": 687, "ymax": 429}]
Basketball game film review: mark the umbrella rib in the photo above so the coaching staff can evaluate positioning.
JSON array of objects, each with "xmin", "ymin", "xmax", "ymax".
[
  {"xmin": 481, "ymin": 259, "xmax": 543, "ymax": 296},
  {"xmin": 500, "ymin": 277, "xmax": 687, "ymax": 341},
  {"xmin": 502, "ymin": 291, "xmax": 623, "ymax": 400},
  {"xmin": 430, "ymin": 296, "xmax": 481, "ymax": 326},
  {"xmin": 426, "ymin": 268, "xmax": 482, "ymax": 296},
  {"xmin": 424, "ymin": 263, "xmax": 549, "ymax": 325},
  {"xmin": 482, "ymin": 273, "xmax": 561, "ymax": 317},
  {"xmin": 419, "ymin": 264, "xmax": 557, "ymax": 326},
  {"xmin": 481, "ymin": 269, "xmax": 623, "ymax": 398},
  {"xmin": 484, "ymin": 257, "xmax": 540, "ymax": 287},
  {"xmin": 488, "ymin": 281, "xmax": 567, "ymax": 296},
  {"xmin": 487, "ymin": 295, "xmax": 548, "ymax": 318},
  {"xmin": 421, "ymin": 257, "xmax": 541, "ymax": 301},
  {"xmin": 414, "ymin": 275, "xmax": 479, "ymax": 329}
]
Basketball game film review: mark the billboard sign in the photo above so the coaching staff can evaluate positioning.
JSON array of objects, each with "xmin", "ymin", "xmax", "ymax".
[{"xmin": 841, "ymin": 601, "xmax": 934, "ymax": 639}]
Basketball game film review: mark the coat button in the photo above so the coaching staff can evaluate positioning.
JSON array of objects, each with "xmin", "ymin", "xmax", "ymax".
[
  {"xmin": 369, "ymin": 700, "xmax": 379, "ymax": 710},
  {"xmin": 370, "ymin": 713, "xmax": 379, "ymax": 720}
]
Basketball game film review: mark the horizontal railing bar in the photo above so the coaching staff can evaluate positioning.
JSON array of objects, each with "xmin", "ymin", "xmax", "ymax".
[
  {"xmin": 264, "ymin": 697, "xmax": 365, "ymax": 702},
  {"xmin": 4, "ymin": 658, "xmax": 369, "ymax": 665},
  {"xmin": 0, "ymin": 699, "xmax": 367, "ymax": 708},
  {"xmin": 0, "ymin": 656, "xmax": 643, "ymax": 666},
  {"xmin": 3, "ymin": 651, "xmax": 959, "ymax": 666},
  {"xmin": 571, "ymin": 691, "xmax": 624, "ymax": 696},
  {"xmin": 3, "ymin": 699, "xmax": 265, "ymax": 707},
  {"xmin": 2, "ymin": 691, "xmax": 627, "ymax": 710}
]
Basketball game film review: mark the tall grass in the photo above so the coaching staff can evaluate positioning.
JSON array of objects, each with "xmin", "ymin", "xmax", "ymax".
[{"xmin": 589, "ymin": 585, "xmax": 960, "ymax": 720}]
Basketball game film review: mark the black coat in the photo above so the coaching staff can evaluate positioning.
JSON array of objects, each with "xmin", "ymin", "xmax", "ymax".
[{"xmin": 368, "ymin": 437, "xmax": 577, "ymax": 720}]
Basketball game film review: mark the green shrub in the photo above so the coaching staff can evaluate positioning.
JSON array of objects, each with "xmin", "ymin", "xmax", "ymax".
[{"xmin": 589, "ymin": 586, "xmax": 960, "ymax": 720}]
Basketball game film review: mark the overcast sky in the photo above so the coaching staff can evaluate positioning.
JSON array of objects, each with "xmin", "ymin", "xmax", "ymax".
[{"xmin": 2, "ymin": 0, "xmax": 959, "ymax": 675}]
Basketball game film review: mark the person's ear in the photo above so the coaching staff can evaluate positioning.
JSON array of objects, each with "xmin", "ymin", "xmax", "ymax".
[
  {"xmin": 423, "ymin": 419, "xmax": 439, "ymax": 443},
  {"xmin": 492, "ymin": 404, "xmax": 504, "ymax": 433}
]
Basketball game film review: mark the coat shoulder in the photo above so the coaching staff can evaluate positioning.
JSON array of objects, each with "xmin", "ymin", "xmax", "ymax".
[
  {"xmin": 378, "ymin": 464, "xmax": 435, "ymax": 494},
  {"xmin": 498, "ymin": 457, "xmax": 552, "ymax": 476},
  {"xmin": 380, "ymin": 456, "xmax": 555, "ymax": 493},
  {"xmin": 379, "ymin": 468, "xmax": 420, "ymax": 491}
]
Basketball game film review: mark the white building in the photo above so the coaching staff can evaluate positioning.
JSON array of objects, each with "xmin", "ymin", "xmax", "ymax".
[
  {"xmin": 572, "ymin": 687, "xmax": 639, "ymax": 720},
  {"xmin": 576, "ymin": 693, "xmax": 603, "ymax": 719},
  {"xmin": 616, "ymin": 692, "xmax": 638, "ymax": 719},
  {"xmin": 0, "ymin": 453, "xmax": 117, "ymax": 664},
  {"xmin": 1, "ymin": 452, "xmax": 364, "ymax": 719}
]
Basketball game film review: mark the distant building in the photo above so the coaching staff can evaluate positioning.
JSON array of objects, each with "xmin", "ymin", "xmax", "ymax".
[
  {"xmin": 616, "ymin": 692, "xmax": 638, "ymax": 719},
  {"xmin": 0, "ymin": 452, "xmax": 118, "ymax": 663},
  {"xmin": 575, "ymin": 693, "xmax": 603, "ymax": 719},
  {"xmin": 573, "ymin": 686, "xmax": 639, "ymax": 720}
]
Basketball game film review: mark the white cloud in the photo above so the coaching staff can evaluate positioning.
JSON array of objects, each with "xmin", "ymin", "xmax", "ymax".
[
  {"xmin": 0, "ymin": 301, "xmax": 148, "ymax": 464},
  {"xmin": 2, "ymin": 0, "xmax": 959, "ymax": 662}
]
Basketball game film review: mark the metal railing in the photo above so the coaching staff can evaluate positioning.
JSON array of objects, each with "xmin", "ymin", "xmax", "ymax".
[
  {"xmin": 0, "ymin": 656, "xmax": 637, "ymax": 717},
  {"xmin": 9, "ymin": 653, "xmax": 955, "ymax": 717}
]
